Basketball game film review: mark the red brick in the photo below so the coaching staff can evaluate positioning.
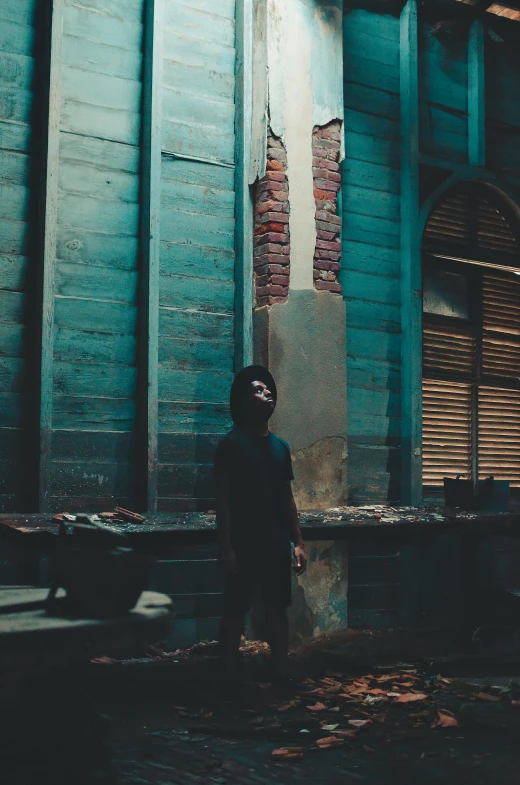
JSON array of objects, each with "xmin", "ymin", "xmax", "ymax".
[
  {"xmin": 256, "ymin": 285, "xmax": 270, "ymax": 297},
  {"xmin": 256, "ymin": 179, "xmax": 286, "ymax": 194},
  {"xmin": 314, "ymin": 188, "xmax": 330, "ymax": 201},
  {"xmin": 254, "ymin": 244, "xmax": 284, "ymax": 257},
  {"xmin": 267, "ymin": 159, "xmax": 284, "ymax": 171},
  {"xmin": 313, "ymin": 270, "xmax": 320, "ymax": 279},
  {"xmin": 312, "ymin": 168, "xmax": 333, "ymax": 179},
  {"xmin": 316, "ymin": 211, "xmax": 341, "ymax": 225},
  {"xmin": 315, "ymin": 280, "xmax": 342, "ymax": 292},
  {"xmin": 323, "ymin": 271, "xmax": 337, "ymax": 282},
  {"xmin": 315, "ymin": 199, "xmax": 336, "ymax": 212},
  {"xmin": 255, "ymin": 232, "xmax": 290, "ymax": 246},
  {"xmin": 314, "ymin": 126, "xmax": 341, "ymax": 142},
  {"xmin": 256, "ymin": 296, "xmax": 269, "ymax": 308},
  {"xmin": 256, "ymin": 200, "xmax": 288, "ymax": 215},
  {"xmin": 265, "ymin": 170, "xmax": 287, "ymax": 183},
  {"xmin": 258, "ymin": 189, "xmax": 288, "ymax": 203},
  {"xmin": 254, "ymin": 222, "xmax": 285, "ymax": 235},
  {"xmin": 270, "ymin": 284, "xmax": 288, "ymax": 296},
  {"xmin": 313, "ymin": 137, "xmax": 338, "ymax": 151},
  {"xmin": 282, "ymin": 244, "xmax": 290, "ymax": 254},
  {"xmin": 330, "ymin": 262, "xmax": 341, "ymax": 272},
  {"xmin": 312, "ymin": 145, "xmax": 338, "ymax": 162},
  {"xmin": 271, "ymin": 274, "xmax": 288, "ymax": 286},
  {"xmin": 315, "ymin": 249, "xmax": 340, "ymax": 261},
  {"xmin": 316, "ymin": 219, "xmax": 341, "ymax": 232},
  {"xmin": 312, "ymin": 158, "xmax": 339, "ymax": 172},
  {"xmin": 269, "ymin": 263, "xmax": 289, "ymax": 275},
  {"xmin": 328, "ymin": 171, "xmax": 341, "ymax": 183},
  {"xmin": 317, "ymin": 229, "xmax": 336, "ymax": 241},
  {"xmin": 316, "ymin": 239, "xmax": 341, "ymax": 252},
  {"xmin": 257, "ymin": 211, "xmax": 289, "ymax": 224},
  {"xmin": 255, "ymin": 274, "xmax": 269, "ymax": 286},
  {"xmin": 314, "ymin": 178, "xmax": 340, "ymax": 192},
  {"xmin": 314, "ymin": 260, "xmax": 332, "ymax": 271}
]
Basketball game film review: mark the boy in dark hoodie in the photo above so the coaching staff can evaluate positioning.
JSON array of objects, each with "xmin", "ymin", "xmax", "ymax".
[{"xmin": 213, "ymin": 365, "xmax": 307, "ymax": 691}]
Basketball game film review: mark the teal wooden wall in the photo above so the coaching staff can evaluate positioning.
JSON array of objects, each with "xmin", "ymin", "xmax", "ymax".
[
  {"xmin": 341, "ymin": 8, "xmax": 402, "ymax": 502},
  {"xmin": 342, "ymin": 5, "xmax": 520, "ymax": 503},
  {"xmin": 50, "ymin": 0, "xmax": 144, "ymax": 510},
  {"xmin": 0, "ymin": 0, "xmax": 239, "ymax": 513},
  {"xmin": 0, "ymin": 0, "xmax": 42, "ymax": 511},
  {"xmin": 158, "ymin": 0, "xmax": 237, "ymax": 511}
]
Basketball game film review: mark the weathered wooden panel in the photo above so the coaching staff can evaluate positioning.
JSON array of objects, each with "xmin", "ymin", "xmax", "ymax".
[
  {"xmin": 0, "ymin": 0, "xmax": 40, "ymax": 511},
  {"xmin": 158, "ymin": 463, "xmax": 213, "ymax": 497},
  {"xmin": 159, "ymin": 307, "xmax": 233, "ymax": 342},
  {"xmin": 158, "ymin": 432, "xmax": 221, "ymax": 464},
  {"xmin": 49, "ymin": 0, "xmax": 145, "ymax": 508},
  {"xmin": 160, "ymin": 273, "xmax": 235, "ymax": 313},
  {"xmin": 343, "ymin": 8, "xmax": 402, "ymax": 503},
  {"xmin": 158, "ymin": 402, "xmax": 231, "ymax": 434},
  {"xmin": 158, "ymin": 337, "xmax": 234, "ymax": 372}
]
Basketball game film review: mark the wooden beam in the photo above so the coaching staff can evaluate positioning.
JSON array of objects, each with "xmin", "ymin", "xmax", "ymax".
[
  {"xmin": 468, "ymin": 17, "xmax": 485, "ymax": 168},
  {"xmin": 39, "ymin": 0, "xmax": 64, "ymax": 512},
  {"xmin": 139, "ymin": 0, "xmax": 163, "ymax": 512},
  {"xmin": 400, "ymin": 0, "xmax": 422, "ymax": 505},
  {"xmin": 234, "ymin": 0, "xmax": 254, "ymax": 372}
]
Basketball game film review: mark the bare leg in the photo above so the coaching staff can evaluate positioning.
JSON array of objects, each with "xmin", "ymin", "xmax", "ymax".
[
  {"xmin": 268, "ymin": 607, "xmax": 289, "ymax": 679},
  {"xmin": 219, "ymin": 613, "xmax": 244, "ymax": 679}
]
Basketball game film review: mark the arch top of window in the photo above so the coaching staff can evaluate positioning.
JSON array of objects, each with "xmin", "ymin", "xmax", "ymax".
[{"xmin": 422, "ymin": 183, "xmax": 520, "ymax": 272}]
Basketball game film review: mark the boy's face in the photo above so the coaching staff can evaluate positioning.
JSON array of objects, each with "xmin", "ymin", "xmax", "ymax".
[{"xmin": 242, "ymin": 380, "xmax": 275, "ymax": 421}]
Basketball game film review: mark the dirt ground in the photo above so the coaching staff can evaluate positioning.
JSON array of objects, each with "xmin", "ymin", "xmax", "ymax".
[{"xmin": 91, "ymin": 629, "xmax": 520, "ymax": 785}]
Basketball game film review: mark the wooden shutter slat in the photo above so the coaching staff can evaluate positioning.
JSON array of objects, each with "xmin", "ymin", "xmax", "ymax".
[
  {"xmin": 422, "ymin": 380, "xmax": 472, "ymax": 485},
  {"xmin": 478, "ymin": 385, "xmax": 520, "ymax": 487}
]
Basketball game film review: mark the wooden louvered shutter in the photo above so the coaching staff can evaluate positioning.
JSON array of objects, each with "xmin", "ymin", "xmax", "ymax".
[
  {"xmin": 479, "ymin": 270, "xmax": 520, "ymax": 487},
  {"xmin": 422, "ymin": 185, "xmax": 520, "ymax": 496},
  {"xmin": 422, "ymin": 319, "xmax": 475, "ymax": 489}
]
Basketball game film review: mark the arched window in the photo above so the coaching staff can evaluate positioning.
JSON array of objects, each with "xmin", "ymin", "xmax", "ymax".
[{"xmin": 422, "ymin": 183, "xmax": 520, "ymax": 499}]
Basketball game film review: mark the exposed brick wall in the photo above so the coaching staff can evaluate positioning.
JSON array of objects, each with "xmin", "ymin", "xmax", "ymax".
[
  {"xmin": 312, "ymin": 121, "xmax": 342, "ymax": 294},
  {"xmin": 253, "ymin": 131, "xmax": 290, "ymax": 308}
]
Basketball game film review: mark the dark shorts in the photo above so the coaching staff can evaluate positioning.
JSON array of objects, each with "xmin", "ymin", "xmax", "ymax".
[{"xmin": 223, "ymin": 544, "xmax": 292, "ymax": 615}]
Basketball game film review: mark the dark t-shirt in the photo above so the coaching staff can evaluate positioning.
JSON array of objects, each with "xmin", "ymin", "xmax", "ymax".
[{"xmin": 213, "ymin": 427, "xmax": 294, "ymax": 552}]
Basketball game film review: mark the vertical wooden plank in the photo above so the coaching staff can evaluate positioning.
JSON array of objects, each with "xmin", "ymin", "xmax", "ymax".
[
  {"xmin": 468, "ymin": 17, "xmax": 485, "ymax": 168},
  {"xmin": 234, "ymin": 0, "xmax": 254, "ymax": 371},
  {"xmin": 400, "ymin": 0, "xmax": 422, "ymax": 505},
  {"xmin": 140, "ymin": 0, "xmax": 163, "ymax": 511},
  {"xmin": 39, "ymin": 0, "xmax": 64, "ymax": 512}
]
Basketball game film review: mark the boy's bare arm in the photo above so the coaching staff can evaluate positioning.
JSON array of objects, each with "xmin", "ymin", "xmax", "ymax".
[{"xmin": 281, "ymin": 481, "xmax": 307, "ymax": 575}]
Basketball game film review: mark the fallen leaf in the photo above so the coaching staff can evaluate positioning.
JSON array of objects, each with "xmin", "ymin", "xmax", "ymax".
[
  {"xmin": 367, "ymin": 689, "xmax": 386, "ymax": 695},
  {"xmin": 387, "ymin": 692, "xmax": 402, "ymax": 698},
  {"xmin": 277, "ymin": 704, "xmax": 293, "ymax": 712},
  {"xmin": 271, "ymin": 747, "xmax": 304, "ymax": 761},
  {"xmin": 395, "ymin": 693, "xmax": 428, "ymax": 703},
  {"xmin": 348, "ymin": 719, "xmax": 371, "ymax": 729},
  {"xmin": 324, "ymin": 684, "xmax": 343, "ymax": 695},
  {"xmin": 307, "ymin": 702, "xmax": 328, "ymax": 711},
  {"xmin": 431, "ymin": 710, "xmax": 458, "ymax": 729},
  {"xmin": 372, "ymin": 714, "xmax": 387, "ymax": 724},
  {"xmin": 328, "ymin": 707, "xmax": 340, "ymax": 712},
  {"xmin": 317, "ymin": 736, "xmax": 343, "ymax": 749},
  {"xmin": 321, "ymin": 723, "xmax": 339, "ymax": 731},
  {"xmin": 475, "ymin": 692, "xmax": 501, "ymax": 702}
]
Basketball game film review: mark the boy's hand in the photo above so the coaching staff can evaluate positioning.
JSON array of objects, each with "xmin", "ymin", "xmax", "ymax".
[
  {"xmin": 219, "ymin": 547, "xmax": 237, "ymax": 577},
  {"xmin": 293, "ymin": 544, "xmax": 307, "ymax": 576}
]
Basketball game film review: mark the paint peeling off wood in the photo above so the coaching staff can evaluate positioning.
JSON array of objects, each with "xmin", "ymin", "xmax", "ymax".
[
  {"xmin": 56, "ymin": 228, "xmax": 139, "ymax": 269},
  {"xmin": 56, "ymin": 263, "xmax": 138, "ymax": 302},
  {"xmin": 54, "ymin": 297, "xmax": 138, "ymax": 334},
  {"xmin": 347, "ymin": 326, "xmax": 401, "ymax": 364},
  {"xmin": 50, "ymin": 461, "xmax": 135, "ymax": 495},
  {"xmin": 158, "ymin": 463, "xmax": 213, "ymax": 497},
  {"xmin": 161, "ymin": 120, "xmax": 234, "ymax": 164},
  {"xmin": 347, "ymin": 358, "xmax": 401, "ymax": 393},
  {"xmin": 0, "ymin": 0, "xmax": 38, "ymax": 27},
  {"xmin": 53, "ymin": 395, "xmax": 136, "ymax": 431},
  {"xmin": 58, "ymin": 193, "xmax": 139, "ymax": 236},
  {"xmin": 344, "ymin": 109, "xmax": 399, "ymax": 145},
  {"xmin": 159, "ymin": 337, "xmax": 233, "ymax": 372},
  {"xmin": 0, "ymin": 52, "xmax": 35, "ymax": 92},
  {"xmin": 161, "ymin": 178, "xmax": 234, "ymax": 217},
  {"xmin": 61, "ymin": 99, "xmax": 141, "ymax": 145},
  {"xmin": 343, "ymin": 270, "xmax": 400, "ymax": 305},
  {"xmin": 54, "ymin": 327, "xmax": 136, "ymax": 365},
  {"xmin": 344, "ymin": 83, "xmax": 399, "ymax": 123},
  {"xmin": 164, "ymin": 3, "xmax": 235, "ymax": 48},
  {"xmin": 159, "ymin": 308, "xmax": 233, "ymax": 342},
  {"xmin": 158, "ymin": 401, "xmax": 230, "ymax": 434},
  {"xmin": 341, "ymin": 241, "xmax": 400, "ymax": 277},
  {"xmin": 0, "ymin": 120, "xmax": 32, "ymax": 154},
  {"xmin": 342, "ymin": 212, "xmax": 400, "ymax": 249},
  {"xmin": 58, "ymin": 160, "xmax": 139, "ymax": 204},
  {"xmin": 160, "ymin": 209, "xmax": 234, "ymax": 250},
  {"xmin": 161, "ymin": 157, "xmax": 234, "ymax": 189},
  {"xmin": 0, "ymin": 217, "xmax": 31, "ymax": 256},
  {"xmin": 62, "ymin": 34, "xmax": 143, "ymax": 81},
  {"xmin": 159, "ymin": 272, "xmax": 234, "ymax": 313},
  {"xmin": 0, "ymin": 323, "xmax": 27, "ymax": 358},
  {"xmin": 0, "ymin": 183, "xmax": 32, "ymax": 222},
  {"xmin": 159, "ymin": 242, "xmax": 233, "ymax": 283},
  {"xmin": 163, "ymin": 60, "xmax": 235, "ymax": 103},
  {"xmin": 345, "ymin": 300, "xmax": 401, "ymax": 334},
  {"xmin": 162, "ymin": 85, "xmax": 235, "ymax": 130},
  {"xmin": 53, "ymin": 360, "xmax": 137, "ymax": 397},
  {"xmin": 64, "ymin": 0, "xmax": 144, "ymax": 25},
  {"xmin": 52, "ymin": 429, "xmax": 134, "ymax": 460},
  {"xmin": 0, "ymin": 356, "xmax": 26, "ymax": 393},
  {"xmin": 0, "ymin": 86, "xmax": 33, "ymax": 125},
  {"xmin": 0, "ymin": 149, "xmax": 31, "ymax": 185},
  {"xmin": 63, "ymin": 5, "xmax": 143, "ymax": 51},
  {"xmin": 59, "ymin": 131, "xmax": 140, "ymax": 172},
  {"xmin": 159, "ymin": 368, "xmax": 232, "ymax": 404},
  {"xmin": 0, "ymin": 254, "xmax": 32, "ymax": 293},
  {"xmin": 61, "ymin": 65, "xmax": 142, "ymax": 112},
  {"xmin": 163, "ymin": 31, "xmax": 235, "ymax": 74},
  {"xmin": 0, "ymin": 19, "xmax": 36, "ymax": 58}
]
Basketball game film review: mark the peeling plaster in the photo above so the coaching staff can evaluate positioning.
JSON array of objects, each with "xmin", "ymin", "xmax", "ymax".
[{"xmin": 264, "ymin": 0, "xmax": 344, "ymax": 290}]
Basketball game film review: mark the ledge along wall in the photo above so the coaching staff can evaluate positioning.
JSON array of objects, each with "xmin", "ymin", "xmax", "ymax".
[{"xmin": 0, "ymin": 0, "xmax": 246, "ymax": 514}]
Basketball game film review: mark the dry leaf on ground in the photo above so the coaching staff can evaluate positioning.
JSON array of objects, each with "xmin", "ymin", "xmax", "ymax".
[
  {"xmin": 431, "ymin": 710, "xmax": 458, "ymax": 729},
  {"xmin": 395, "ymin": 693, "xmax": 428, "ymax": 703},
  {"xmin": 271, "ymin": 747, "xmax": 304, "ymax": 761},
  {"xmin": 348, "ymin": 719, "xmax": 371, "ymax": 729},
  {"xmin": 306, "ymin": 702, "xmax": 328, "ymax": 711},
  {"xmin": 317, "ymin": 736, "xmax": 343, "ymax": 749},
  {"xmin": 321, "ymin": 723, "xmax": 339, "ymax": 731},
  {"xmin": 335, "ymin": 729, "xmax": 358, "ymax": 739}
]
